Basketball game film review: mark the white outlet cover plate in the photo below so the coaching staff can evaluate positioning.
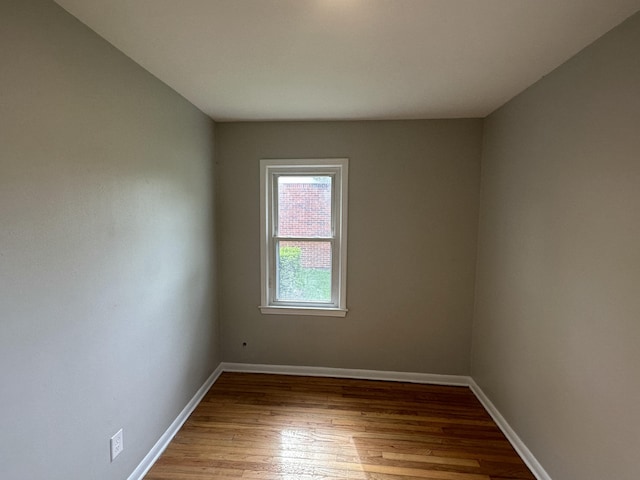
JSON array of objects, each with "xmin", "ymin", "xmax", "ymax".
[{"xmin": 110, "ymin": 428, "xmax": 123, "ymax": 461}]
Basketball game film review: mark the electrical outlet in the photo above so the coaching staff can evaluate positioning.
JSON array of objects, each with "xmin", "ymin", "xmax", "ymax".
[{"xmin": 110, "ymin": 428, "xmax": 123, "ymax": 462}]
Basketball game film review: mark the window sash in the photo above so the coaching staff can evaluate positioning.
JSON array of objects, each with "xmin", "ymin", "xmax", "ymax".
[
  {"xmin": 272, "ymin": 239, "xmax": 335, "ymax": 306},
  {"xmin": 273, "ymin": 173, "xmax": 335, "ymax": 239},
  {"xmin": 270, "ymin": 172, "xmax": 337, "ymax": 307}
]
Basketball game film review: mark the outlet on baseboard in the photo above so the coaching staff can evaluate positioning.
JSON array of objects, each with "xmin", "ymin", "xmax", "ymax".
[{"xmin": 110, "ymin": 428, "xmax": 123, "ymax": 462}]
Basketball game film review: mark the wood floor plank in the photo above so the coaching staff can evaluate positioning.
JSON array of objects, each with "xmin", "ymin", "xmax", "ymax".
[
  {"xmin": 145, "ymin": 373, "xmax": 535, "ymax": 480},
  {"xmin": 381, "ymin": 453, "xmax": 479, "ymax": 468}
]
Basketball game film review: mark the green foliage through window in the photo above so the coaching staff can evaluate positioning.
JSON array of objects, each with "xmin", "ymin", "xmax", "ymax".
[{"xmin": 277, "ymin": 246, "xmax": 331, "ymax": 302}]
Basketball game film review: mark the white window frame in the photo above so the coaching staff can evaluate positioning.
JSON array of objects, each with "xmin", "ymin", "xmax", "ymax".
[{"xmin": 259, "ymin": 158, "xmax": 348, "ymax": 317}]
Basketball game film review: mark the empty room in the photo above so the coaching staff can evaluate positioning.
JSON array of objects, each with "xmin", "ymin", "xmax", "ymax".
[{"xmin": 1, "ymin": 1, "xmax": 639, "ymax": 479}]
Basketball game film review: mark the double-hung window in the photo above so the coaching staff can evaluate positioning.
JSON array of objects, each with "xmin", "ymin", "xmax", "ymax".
[{"xmin": 260, "ymin": 158, "xmax": 348, "ymax": 317}]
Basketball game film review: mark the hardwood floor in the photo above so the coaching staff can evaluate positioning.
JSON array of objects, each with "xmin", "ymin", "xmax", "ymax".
[{"xmin": 145, "ymin": 372, "xmax": 535, "ymax": 480}]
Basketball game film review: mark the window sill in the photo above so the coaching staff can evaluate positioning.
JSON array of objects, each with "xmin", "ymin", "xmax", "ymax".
[{"xmin": 259, "ymin": 306, "xmax": 348, "ymax": 317}]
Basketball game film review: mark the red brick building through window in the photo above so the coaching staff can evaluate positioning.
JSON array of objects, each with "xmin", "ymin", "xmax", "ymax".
[{"xmin": 278, "ymin": 179, "xmax": 332, "ymax": 269}]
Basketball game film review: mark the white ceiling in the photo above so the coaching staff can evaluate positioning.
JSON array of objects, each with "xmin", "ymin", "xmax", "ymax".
[{"xmin": 54, "ymin": 0, "xmax": 640, "ymax": 121}]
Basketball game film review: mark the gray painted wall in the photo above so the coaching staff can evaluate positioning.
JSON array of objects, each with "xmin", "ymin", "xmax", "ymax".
[
  {"xmin": 472, "ymin": 12, "xmax": 640, "ymax": 480},
  {"xmin": 217, "ymin": 120, "xmax": 482, "ymax": 374},
  {"xmin": 0, "ymin": 1, "xmax": 219, "ymax": 479}
]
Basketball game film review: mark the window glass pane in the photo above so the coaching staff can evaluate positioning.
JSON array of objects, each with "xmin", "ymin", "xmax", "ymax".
[
  {"xmin": 277, "ymin": 240, "xmax": 332, "ymax": 303},
  {"xmin": 278, "ymin": 176, "xmax": 332, "ymax": 237}
]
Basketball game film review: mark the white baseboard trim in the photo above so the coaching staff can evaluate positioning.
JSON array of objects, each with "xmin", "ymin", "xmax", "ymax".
[
  {"xmin": 468, "ymin": 379, "xmax": 552, "ymax": 480},
  {"xmin": 220, "ymin": 362, "xmax": 471, "ymax": 386},
  {"xmin": 130, "ymin": 362, "xmax": 551, "ymax": 480},
  {"xmin": 127, "ymin": 364, "xmax": 224, "ymax": 480}
]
